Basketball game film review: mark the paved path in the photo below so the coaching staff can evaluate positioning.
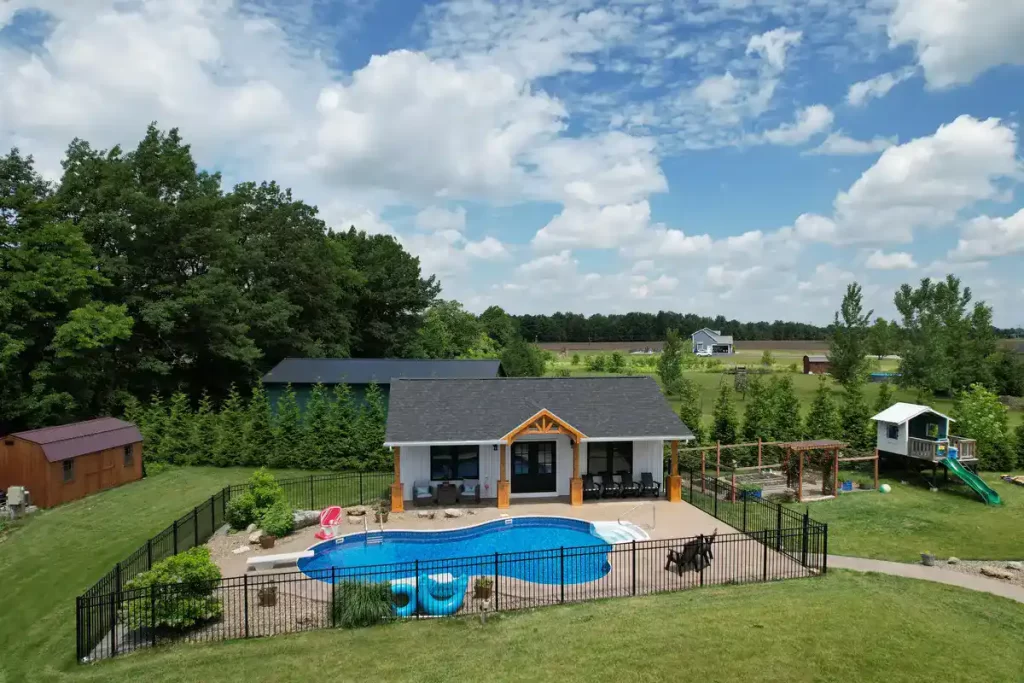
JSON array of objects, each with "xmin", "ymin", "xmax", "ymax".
[{"xmin": 829, "ymin": 555, "xmax": 1024, "ymax": 604}]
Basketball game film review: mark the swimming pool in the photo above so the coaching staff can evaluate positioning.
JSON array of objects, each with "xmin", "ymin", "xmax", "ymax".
[{"xmin": 298, "ymin": 517, "xmax": 613, "ymax": 585}]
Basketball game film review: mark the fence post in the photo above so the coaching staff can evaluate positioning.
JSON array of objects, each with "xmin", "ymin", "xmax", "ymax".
[
  {"xmin": 359, "ymin": 472, "xmax": 364, "ymax": 505},
  {"xmin": 173, "ymin": 520, "xmax": 179, "ymax": 555},
  {"xmin": 801, "ymin": 509, "xmax": 810, "ymax": 568},
  {"xmin": 210, "ymin": 495, "xmax": 216, "ymax": 534},
  {"xmin": 109, "ymin": 591, "xmax": 117, "ymax": 657},
  {"xmin": 822, "ymin": 523, "xmax": 828, "ymax": 574},
  {"xmin": 713, "ymin": 478, "xmax": 718, "ymax": 518},
  {"xmin": 775, "ymin": 504, "xmax": 782, "ymax": 551},
  {"xmin": 222, "ymin": 487, "xmax": 228, "ymax": 519},
  {"xmin": 331, "ymin": 567, "xmax": 337, "ymax": 626},
  {"xmin": 193, "ymin": 507, "xmax": 199, "ymax": 547},
  {"xmin": 762, "ymin": 530, "xmax": 769, "ymax": 581},
  {"xmin": 494, "ymin": 553, "xmax": 499, "ymax": 612},
  {"xmin": 150, "ymin": 586, "xmax": 157, "ymax": 648},
  {"xmin": 689, "ymin": 469, "xmax": 694, "ymax": 501},
  {"xmin": 414, "ymin": 560, "xmax": 420, "ymax": 619},
  {"xmin": 559, "ymin": 547, "xmax": 565, "ymax": 604},
  {"xmin": 309, "ymin": 475, "xmax": 314, "ymax": 509},
  {"xmin": 631, "ymin": 541, "xmax": 637, "ymax": 596},
  {"xmin": 147, "ymin": 539, "xmax": 153, "ymax": 570},
  {"xmin": 243, "ymin": 574, "xmax": 250, "ymax": 638},
  {"xmin": 75, "ymin": 596, "xmax": 82, "ymax": 661},
  {"xmin": 742, "ymin": 494, "xmax": 748, "ymax": 533}
]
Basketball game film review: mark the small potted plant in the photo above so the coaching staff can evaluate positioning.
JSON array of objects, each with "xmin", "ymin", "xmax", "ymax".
[
  {"xmin": 260, "ymin": 534, "xmax": 276, "ymax": 549},
  {"xmin": 374, "ymin": 499, "xmax": 390, "ymax": 524},
  {"xmin": 473, "ymin": 577, "xmax": 493, "ymax": 600},
  {"xmin": 921, "ymin": 551, "xmax": 936, "ymax": 566}
]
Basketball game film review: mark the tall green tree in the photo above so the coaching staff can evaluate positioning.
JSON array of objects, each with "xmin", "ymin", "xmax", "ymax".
[
  {"xmin": 828, "ymin": 282, "xmax": 872, "ymax": 386},
  {"xmin": 212, "ymin": 386, "xmax": 245, "ymax": 467},
  {"xmin": 271, "ymin": 385, "xmax": 302, "ymax": 469},
  {"xmin": 355, "ymin": 383, "xmax": 391, "ymax": 470},
  {"xmin": 840, "ymin": 382, "xmax": 873, "ymax": 450},
  {"xmin": 805, "ymin": 378, "xmax": 842, "ymax": 440},
  {"xmin": 711, "ymin": 383, "xmax": 738, "ymax": 445},
  {"xmin": 412, "ymin": 299, "xmax": 482, "ymax": 359},
  {"xmin": 243, "ymin": 384, "xmax": 274, "ymax": 467},
  {"xmin": 874, "ymin": 382, "xmax": 894, "ymax": 415},
  {"xmin": 161, "ymin": 391, "xmax": 193, "ymax": 465},
  {"xmin": 657, "ymin": 329, "xmax": 684, "ymax": 395},
  {"xmin": 867, "ymin": 318, "xmax": 898, "ymax": 359},
  {"xmin": 500, "ymin": 338, "xmax": 547, "ymax": 377},
  {"xmin": 677, "ymin": 376, "xmax": 705, "ymax": 444},
  {"xmin": 769, "ymin": 376, "xmax": 802, "ymax": 441},
  {"xmin": 188, "ymin": 392, "xmax": 216, "ymax": 465},
  {"xmin": 478, "ymin": 305, "xmax": 518, "ymax": 346},
  {"xmin": 301, "ymin": 384, "xmax": 331, "ymax": 469},
  {"xmin": 325, "ymin": 384, "xmax": 357, "ymax": 469},
  {"xmin": 951, "ymin": 384, "xmax": 1015, "ymax": 470},
  {"xmin": 140, "ymin": 394, "xmax": 167, "ymax": 463},
  {"xmin": 741, "ymin": 375, "xmax": 773, "ymax": 441}
]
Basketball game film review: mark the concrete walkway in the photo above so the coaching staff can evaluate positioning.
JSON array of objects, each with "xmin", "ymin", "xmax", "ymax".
[{"xmin": 829, "ymin": 555, "xmax": 1024, "ymax": 604}]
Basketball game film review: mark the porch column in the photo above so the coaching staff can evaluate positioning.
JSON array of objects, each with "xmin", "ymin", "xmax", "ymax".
[
  {"xmin": 497, "ymin": 443, "xmax": 510, "ymax": 508},
  {"xmin": 390, "ymin": 446, "xmax": 404, "ymax": 513},
  {"xmin": 570, "ymin": 439, "xmax": 582, "ymax": 506},
  {"xmin": 667, "ymin": 439, "xmax": 682, "ymax": 502}
]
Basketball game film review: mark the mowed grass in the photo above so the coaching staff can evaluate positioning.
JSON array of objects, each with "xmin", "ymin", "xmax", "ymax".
[
  {"xmin": 790, "ymin": 471, "xmax": 1024, "ymax": 562},
  {"xmin": 71, "ymin": 572, "xmax": 1024, "ymax": 683},
  {"xmin": 0, "ymin": 466, "xmax": 323, "ymax": 683}
]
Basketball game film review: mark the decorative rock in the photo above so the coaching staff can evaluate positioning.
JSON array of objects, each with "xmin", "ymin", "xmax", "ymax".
[
  {"xmin": 947, "ymin": 557, "xmax": 960, "ymax": 565},
  {"xmin": 980, "ymin": 566, "xmax": 1014, "ymax": 580},
  {"xmin": 232, "ymin": 546, "xmax": 251, "ymax": 555},
  {"xmin": 417, "ymin": 510, "xmax": 435, "ymax": 519},
  {"xmin": 246, "ymin": 523, "xmax": 258, "ymax": 533},
  {"xmin": 444, "ymin": 508, "xmax": 463, "ymax": 518},
  {"xmin": 347, "ymin": 506, "xmax": 368, "ymax": 516},
  {"xmin": 467, "ymin": 509, "xmax": 476, "ymax": 515},
  {"xmin": 248, "ymin": 529, "xmax": 265, "ymax": 544},
  {"xmin": 1006, "ymin": 561, "xmax": 1023, "ymax": 571},
  {"xmin": 347, "ymin": 515, "xmax": 363, "ymax": 525},
  {"xmin": 292, "ymin": 509, "xmax": 321, "ymax": 530},
  {"xmin": 24, "ymin": 505, "xmax": 38, "ymax": 515}
]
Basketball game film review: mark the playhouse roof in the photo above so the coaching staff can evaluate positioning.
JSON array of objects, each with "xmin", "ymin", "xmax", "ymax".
[
  {"xmin": 871, "ymin": 402, "xmax": 953, "ymax": 425},
  {"xmin": 11, "ymin": 417, "xmax": 142, "ymax": 462}
]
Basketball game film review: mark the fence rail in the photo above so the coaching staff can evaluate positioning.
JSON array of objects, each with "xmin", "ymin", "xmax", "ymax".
[{"xmin": 78, "ymin": 525, "xmax": 825, "ymax": 662}]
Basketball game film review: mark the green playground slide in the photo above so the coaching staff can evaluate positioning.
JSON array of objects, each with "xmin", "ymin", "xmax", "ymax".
[{"xmin": 940, "ymin": 457, "xmax": 1001, "ymax": 505}]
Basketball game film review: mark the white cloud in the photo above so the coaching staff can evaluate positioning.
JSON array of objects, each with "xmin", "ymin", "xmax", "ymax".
[
  {"xmin": 622, "ymin": 226, "xmax": 713, "ymax": 259},
  {"xmin": 745, "ymin": 27, "xmax": 802, "ymax": 71},
  {"xmin": 464, "ymin": 236, "xmax": 511, "ymax": 260},
  {"xmin": 948, "ymin": 208, "xmax": 1024, "ymax": 261},
  {"xmin": 517, "ymin": 249, "xmax": 575, "ymax": 274},
  {"xmin": 532, "ymin": 201, "xmax": 651, "ymax": 250},
  {"xmin": 846, "ymin": 68, "xmax": 916, "ymax": 106},
  {"xmin": 758, "ymin": 105, "xmax": 833, "ymax": 146},
  {"xmin": 865, "ymin": 250, "xmax": 917, "ymax": 270},
  {"xmin": 415, "ymin": 206, "xmax": 467, "ymax": 232},
  {"xmin": 694, "ymin": 71, "xmax": 743, "ymax": 109},
  {"xmin": 805, "ymin": 132, "xmax": 895, "ymax": 156},
  {"xmin": 888, "ymin": 0, "xmax": 1024, "ymax": 88},
  {"xmin": 797, "ymin": 263, "xmax": 855, "ymax": 292}
]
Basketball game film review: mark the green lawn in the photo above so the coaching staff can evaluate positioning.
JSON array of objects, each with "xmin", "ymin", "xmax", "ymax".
[
  {"xmin": 64, "ymin": 572, "xmax": 1024, "ymax": 683},
  {"xmin": 791, "ymin": 471, "xmax": 1024, "ymax": 562}
]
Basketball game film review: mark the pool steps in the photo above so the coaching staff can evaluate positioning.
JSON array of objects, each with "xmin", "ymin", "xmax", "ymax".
[{"xmin": 592, "ymin": 521, "xmax": 649, "ymax": 544}]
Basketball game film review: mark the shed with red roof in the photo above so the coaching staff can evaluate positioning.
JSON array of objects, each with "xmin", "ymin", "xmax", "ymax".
[{"xmin": 0, "ymin": 417, "xmax": 143, "ymax": 508}]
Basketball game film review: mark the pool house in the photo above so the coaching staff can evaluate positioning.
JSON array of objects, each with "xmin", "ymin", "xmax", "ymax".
[{"xmin": 383, "ymin": 376, "xmax": 695, "ymax": 510}]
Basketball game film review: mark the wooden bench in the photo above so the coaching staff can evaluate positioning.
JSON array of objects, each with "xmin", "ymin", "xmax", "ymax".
[{"xmin": 246, "ymin": 550, "xmax": 314, "ymax": 573}]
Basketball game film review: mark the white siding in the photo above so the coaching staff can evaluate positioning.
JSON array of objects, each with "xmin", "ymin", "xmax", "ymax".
[
  {"xmin": 631, "ymin": 440, "xmax": 664, "ymax": 485},
  {"xmin": 876, "ymin": 421, "xmax": 907, "ymax": 456}
]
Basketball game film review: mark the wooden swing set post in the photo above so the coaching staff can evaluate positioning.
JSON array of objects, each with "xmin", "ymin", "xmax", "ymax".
[
  {"xmin": 701, "ymin": 450, "xmax": 706, "ymax": 493},
  {"xmin": 716, "ymin": 441, "xmax": 721, "ymax": 478},
  {"xmin": 757, "ymin": 437, "xmax": 762, "ymax": 468},
  {"xmin": 874, "ymin": 449, "xmax": 880, "ymax": 490},
  {"xmin": 731, "ymin": 471, "xmax": 737, "ymax": 503},
  {"xmin": 797, "ymin": 450, "xmax": 804, "ymax": 503}
]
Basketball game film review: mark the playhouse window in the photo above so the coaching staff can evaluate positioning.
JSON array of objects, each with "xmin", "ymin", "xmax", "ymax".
[
  {"xmin": 63, "ymin": 459, "xmax": 75, "ymax": 483},
  {"xmin": 123, "ymin": 444, "xmax": 134, "ymax": 467},
  {"xmin": 886, "ymin": 424, "xmax": 899, "ymax": 440},
  {"xmin": 925, "ymin": 423, "xmax": 939, "ymax": 438}
]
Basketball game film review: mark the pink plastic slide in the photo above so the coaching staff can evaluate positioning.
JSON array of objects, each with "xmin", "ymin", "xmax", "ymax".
[{"xmin": 314, "ymin": 505, "xmax": 343, "ymax": 540}]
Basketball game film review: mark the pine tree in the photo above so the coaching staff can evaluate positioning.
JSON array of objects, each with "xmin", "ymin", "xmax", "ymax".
[
  {"xmin": 711, "ymin": 382, "xmax": 738, "ymax": 445},
  {"xmin": 301, "ymin": 383, "xmax": 331, "ymax": 469},
  {"xmin": 677, "ymin": 376, "xmax": 705, "ymax": 444},
  {"xmin": 769, "ymin": 376, "xmax": 802, "ymax": 441},
  {"xmin": 840, "ymin": 382, "xmax": 874, "ymax": 450},
  {"xmin": 244, "ymin": 383, "xmax": 274, "ymax": 467},
  {"xmin": 161, "ymin": 391, "xmax": 193, "ymax": 465},
  {"xmin": 355, "ymin": 382, "xmax": 391, "ymax": 471},
  {"xmin": 1014, "ymin": 422, "xmax": 1024, "ymax": 469},
  {"xmin": 188, "ymin": 391, "xmax": 216, "ymax": 465},
  {"xmin": 272, "ymin": 385, "xmax": 303, "ymax": 469},
  {"xmin": 213, "ymin": 385, "xmax": 245, "ymax": 467},
  {"xmin": 829, "ymin": 282, "xmax": 872, "ymax": 386},
  {"xmin": 805, "ymin": 378, "xmax": 842, "ymax": 440},
  {"xmin": 874, "ymin": 382, "xmax": 894, "ymax": 415},
  {"xmin": 657, "ymin": 329, "xmax": 684, "ymax": 395},
  {"xmin": 326, "ymin": 383, "xmax": 357, "ymax": 469},
  {"xmin": 741, "ymin": 375, "xmax": 773, "ymax": 441},
  {"xmin": 140, "ymin": 393, "xmax": 167, "ymax": 463}
]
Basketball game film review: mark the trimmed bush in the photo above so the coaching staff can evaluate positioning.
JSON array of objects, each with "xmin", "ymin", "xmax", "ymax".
[
  {"xmin": 332, "ymin": 581, "xmax": 394, "ymax": 628},
  {"xmin": 227, "ymin": 468, "xmax": 294, "ymax": 532},
  {"xmin": 122, "ymin": 547, "xmax": 222, "ymax": 630},
  {"xmin": 260, "ymin": 499, "xmax": 294, "ymax": 538},
  {"xmin": 225, "ymin": 492, "xmax": 257, "ymax": 530}
]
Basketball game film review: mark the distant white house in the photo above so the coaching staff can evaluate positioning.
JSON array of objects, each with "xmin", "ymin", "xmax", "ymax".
[{"xmin": 691, "ymin": 328, "xmax": 734, "ymax": 356}]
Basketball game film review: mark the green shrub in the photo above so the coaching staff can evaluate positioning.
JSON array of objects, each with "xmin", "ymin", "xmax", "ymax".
[
  {"xmin": 249, "ymin": 467, "xmax": 286, "ymax": 510},
  {"xmin": 556, "ymin": 368, "xmax": 571, "ymax": 378},
  {"xmin": 585, "ymin": 354, "xmax": 607, "ymax": 372},
  {"xmin": 260, "ymin": 499, "xmax": 294, "ymax": 538},
  {"xmin": 226, "ymin": 492, "xmax": 258, "ymax": 530},
  {"xmin": 608, "ymin": 351, "xmax": 626, "ymax": 373},
  {"xmin": 332, "ymin": 581, "xmax": 394, "ymax": 628},
  {"xmin": 122, "ymin": 547, "xmax": 223, "ymax": 630},
  {"xmin": 570, "ymin": 353, "xmax": 580, "ymax": 366}
]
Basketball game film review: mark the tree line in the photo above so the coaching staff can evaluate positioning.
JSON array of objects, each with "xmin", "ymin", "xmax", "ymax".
[{"xmin": 125, "ymin": 384, "xmax": 391, "ymax": 472}]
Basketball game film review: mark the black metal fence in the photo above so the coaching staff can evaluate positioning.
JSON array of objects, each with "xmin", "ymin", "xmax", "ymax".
[
  {"xmin": 78, "ymin": 524, "xmax": 825, "ymax": 661},
  {"xmin": 77, "ymin": 471, "xmax": 391, "ymax": 661}
]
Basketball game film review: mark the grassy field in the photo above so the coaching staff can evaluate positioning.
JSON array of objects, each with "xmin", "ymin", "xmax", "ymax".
[{"xmin": 790, "ymin": 471, "xmax": 1024, "ymax": 562}]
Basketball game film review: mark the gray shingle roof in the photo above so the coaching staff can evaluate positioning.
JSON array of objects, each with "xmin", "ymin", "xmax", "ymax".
[
  {"xmin": 262, "ymin": 358, "xmax": 503, "ymax": 385},
  {"xmin": 384, "ymin": 376, "xmax": 693, "ymax": 444}
]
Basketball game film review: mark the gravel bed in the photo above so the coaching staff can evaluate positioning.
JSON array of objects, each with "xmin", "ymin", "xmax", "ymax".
[{"xmin": 938, "ymin": 559, "xmax": 1024, "ymax": 588}]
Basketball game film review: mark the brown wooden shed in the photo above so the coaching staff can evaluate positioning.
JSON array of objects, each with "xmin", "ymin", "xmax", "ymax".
[
  {"xmin": 0, "ymin": 417, "xmax": 143, "ymax": 508},
  {"xmin": 803, "ymin": 354, "xmax": 831, "ymax": 374}
]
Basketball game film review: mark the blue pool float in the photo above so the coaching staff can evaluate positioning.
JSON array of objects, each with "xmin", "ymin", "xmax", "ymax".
[
  {"xmin": 390, "ymin": 581, "xmax": 417, "ymax": 618},
  {"xmin": 416, "ymin": 574, "xmax": 469, "ymax": 616}
]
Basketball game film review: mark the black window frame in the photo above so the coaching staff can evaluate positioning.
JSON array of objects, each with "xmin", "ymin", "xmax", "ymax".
[
  {"xmin": 886, "ymin": 424, "xmax": 899, "ymax": 440},
  {"xmin": 429, "ymin": 445, "xmax": 480, "ymax": 481},
  {"xmin": 123, "ymin": 444, "xmax": 134, "ymax": 467},
  {"xmin": 587, "ymin": 441, "xmax": 633, "ymax": 478},
  {"xmin": 63, "ymin": 459, "xmax": 75, "ymax": 483}
]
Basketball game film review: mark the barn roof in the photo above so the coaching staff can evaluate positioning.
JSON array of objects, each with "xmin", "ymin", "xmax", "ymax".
[
  {"xmin": 804, "ymin": 355, "xmax": 829, "ymax": 362},
  {"xmin": 385, "ymin": 376, "xmax": 693, "ymax": 445},
  {"xmin": 262, "ymin": 358, "xmax": 504, "ymax": 385},
  {"xmin": 10, "ymin": 417, "xmax": 142, "ymax": 462},
  {"xmin": 871, "ymin": 402, "xmax": 953, "ymax": 425}
]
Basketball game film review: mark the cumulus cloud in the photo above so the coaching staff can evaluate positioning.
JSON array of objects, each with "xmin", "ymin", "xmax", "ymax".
[
  {"xmin": 746, "ymin": 28, "xmax": 802, "ymax": 71},
  {"xmin": 805, "ymin": 132, "xmax": 895, "ymax": 156},
  {"xmin": 888, "ymin": 0, "xmax": 1024, "ymax": 88},
  {"xmin": 532, "ymin": 201, "xmax": 651, "ymax": 250},
  {"xmin": 865, "ymin": 250, "xmax": 917, "ymax": 270},
  {"xmin": 415, "ymin": 206, "xmax": 467, "ymax": 232},
  {"xmin": 948, "ymin": 209, "xmax": 1024, "ymax": 261},
  {"xmin": 846, "ymin": 68, "xmax": 916, "ymax": 106},
  {"xmin": 757, "ymin": 104, "xmax": 833, "ymax": 146}
]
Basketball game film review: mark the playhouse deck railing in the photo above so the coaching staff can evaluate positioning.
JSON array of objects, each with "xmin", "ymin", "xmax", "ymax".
[{"xmin": 908, "ymin": 436, "xmax": 977, "ymax": 461}]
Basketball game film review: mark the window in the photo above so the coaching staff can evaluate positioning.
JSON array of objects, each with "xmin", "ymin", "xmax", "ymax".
[
  {"xmin": 925, "ymin": 423, "xmax": 939, "ymax": 439},
  {"xmin": 63, "ymin": 459, "xmax": 74, "ymax": 483},
  {"xmin": 124, "ymin": 444, "xmax": 134, "ymax": 467},
  {"xmin": 587, "ymin": 442, "xmax": 633, "ymax": 477},
  {"xmin": 886, "ymin": 424, "xmax": 899, "ymax": 440},
  {"xmin": 430, "ymin": 445, "xmax": 480, "ymax": 481}
]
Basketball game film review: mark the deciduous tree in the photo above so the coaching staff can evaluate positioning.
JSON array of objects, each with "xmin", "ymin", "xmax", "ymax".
[
  {"xmin": 829, "ymin": 283, "xmax": 872, "ymax": 386},
  {"xmin": 951, "ymin": 384, "xmax": 1015, "ymax": 470},
  {"xmin": 711, "ymin": 383, "xmax": 738, "ymax": 445},
  {"xmin": 657, "ymin": 329, "xmax": 684, "ymax": 395}
]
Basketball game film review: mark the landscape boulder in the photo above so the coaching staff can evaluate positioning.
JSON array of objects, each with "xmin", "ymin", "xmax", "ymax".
[
  {"xmin": 417, "ymin": 510, "xmax": 436, "ymax": 519},
  {"xmin": 245, "ymin": 523, "xmax": 258, "ymax": 533},
  {"xmin": 947, "ymin": 557, "xmax": 960, "ymax": 565},
  {"xmin": 347, "ymin": 505, "xmax": 369, "ymax": 516},
  {"xmin": 1006, "ymin": 561, "xmax": 1023, "ymax": 572},
  {"xmin": 980, "ymin": 566, "xmax": 1014, "ymax": 581},
  {"xmin": 444, "ymin": 508, "xmax": 463, "ymax": 518},
  {"xmin": 292, "ymin": 509, "xmax": 321, "ymax": 530},
  {"xmin": 248, "ymin": 529, "xmax": 265, "ymax": 544},
  {"xmin": 232, "ymin": 546, "xmax": 251, "ymax": 555}
]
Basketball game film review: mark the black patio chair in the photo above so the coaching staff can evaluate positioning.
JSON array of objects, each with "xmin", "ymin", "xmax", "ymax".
[
  {"xmin": 664, "ymin": 529, "xmax": 717, "ymax": 575},
  {"xmin": 639, "ymin": 472, "xmax": 660, "ymax": 497},
  {"xmin": 600, "ymin": 475, "xmax": 621, "ymax": 498},
  {"xmin": 582, "ymin": 474, "xmax": 602, "ymax": 499},
  {"xmin": 618, "ymin": 472, "xmax": 642, "ymax": 497}
]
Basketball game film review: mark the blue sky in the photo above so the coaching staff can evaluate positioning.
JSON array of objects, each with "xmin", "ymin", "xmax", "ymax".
[{"xmin": 2, "ymin": 0, "xmax": 1023, "ymax": 325}]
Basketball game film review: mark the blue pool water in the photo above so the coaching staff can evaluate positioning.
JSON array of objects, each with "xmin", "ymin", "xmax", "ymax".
[{"xmin": 298, "ymin": 517, "xmax": 612, "ymax": 585}]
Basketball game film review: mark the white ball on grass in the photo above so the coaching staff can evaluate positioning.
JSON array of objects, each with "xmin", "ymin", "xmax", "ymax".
[{"xmin": 879, "ymin": 483, "xmax": 892, "ymax": 494}]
